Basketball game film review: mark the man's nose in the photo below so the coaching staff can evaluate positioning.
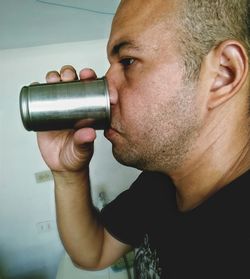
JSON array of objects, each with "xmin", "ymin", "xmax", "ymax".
[{"xmin": 105, "ymin": 69, "xmax": 118, "ymax": 106}]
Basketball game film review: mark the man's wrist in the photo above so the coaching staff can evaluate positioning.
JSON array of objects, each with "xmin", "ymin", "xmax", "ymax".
[{"xmin": 52, "ymin": 168, "xmax": 90, "ymax": 188}]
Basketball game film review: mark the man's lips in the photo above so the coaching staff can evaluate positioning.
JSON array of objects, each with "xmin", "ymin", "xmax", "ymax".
[{"xmin": 104, "ymin": 126, "xmax": 120, "ymax": 140}]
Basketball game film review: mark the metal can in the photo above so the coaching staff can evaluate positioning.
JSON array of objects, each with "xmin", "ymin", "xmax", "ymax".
[{"xmin": 19, "ymin": 77, "xmax": 110, "ymax": 131}]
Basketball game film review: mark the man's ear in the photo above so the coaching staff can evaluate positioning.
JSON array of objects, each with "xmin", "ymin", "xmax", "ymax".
[{"xmin": 208, "ymin": 40, "xmax": 248, "ymax": 110}]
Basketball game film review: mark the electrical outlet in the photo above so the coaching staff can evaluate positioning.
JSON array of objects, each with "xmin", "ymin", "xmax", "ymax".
[
  {"xmin": 35, "ymin": 170, "xmax": 53, "ymax": 183},
  {"xmin": 36, "ymin": 220, "xmax": 54, "ymax": 233}
]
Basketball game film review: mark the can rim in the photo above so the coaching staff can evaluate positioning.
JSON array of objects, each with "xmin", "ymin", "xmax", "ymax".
[
  {"xmin": 102, "ymin": 77, "xmax": 111, "ymax": 127},
  {"xmin": 19, "ymin": 86, "xmax": 32, "ymax": 131}
]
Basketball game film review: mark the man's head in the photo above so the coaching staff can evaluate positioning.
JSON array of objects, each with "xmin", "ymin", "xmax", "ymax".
[
  {"xmin": 105, "ymin": 0, "xmax": 250, "ymax": 172},
  {"xmin": 178, "ymin": 0, "xmax": 250, "ymax": 118},
  {"xmin": 179, "ymin": 0, "xmax": 250, "ymax": 82}
]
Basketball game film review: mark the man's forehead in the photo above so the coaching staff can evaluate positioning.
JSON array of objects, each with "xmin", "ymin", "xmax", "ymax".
[
  {"xmin": 108, "ymin": 0, "xmax": 180, "ymax": 53},
  {"xmin": 115, "ymin": 0, "xmax": 164, "ymax": 22},
  {"xmin": 115, "ymin": 0, "xmax": 181, "ymax": 17},
  {"xmin": 112, "ymin": 0, "xmax": 181, "ymax": 32}
]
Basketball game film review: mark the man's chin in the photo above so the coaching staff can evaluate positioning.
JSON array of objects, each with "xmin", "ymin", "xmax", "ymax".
[{"xmin": 112, "ymin": 147, "xmax": 145, "ymax": 170}]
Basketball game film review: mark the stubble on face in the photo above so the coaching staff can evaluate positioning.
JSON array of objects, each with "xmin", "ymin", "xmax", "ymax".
[
  {"xmin": 111, "ymin": 82, "xmax": 201, "ymax": 173},
  {"xmin": 109, "ymin": 0, "xmax": 201, "ymax": 173}
]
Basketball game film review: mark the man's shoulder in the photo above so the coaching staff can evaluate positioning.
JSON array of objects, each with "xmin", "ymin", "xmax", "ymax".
[{"xmin": 129, "ymin": 171, "xmax": 176, "ymax": 207}]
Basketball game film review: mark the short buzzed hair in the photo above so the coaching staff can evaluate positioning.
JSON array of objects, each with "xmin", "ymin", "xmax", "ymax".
[{"xmin": 178, "ymin": 0, "xmax": 250, "ymax": 81}]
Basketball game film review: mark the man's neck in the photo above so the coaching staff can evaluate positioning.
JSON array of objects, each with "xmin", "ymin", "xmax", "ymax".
[{"xmin": 168, "ymin": 123, "xmax": 250, "ymax": 212}]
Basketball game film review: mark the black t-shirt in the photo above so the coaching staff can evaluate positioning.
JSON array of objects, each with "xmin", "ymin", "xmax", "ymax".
[{"xmin": 100, "ymin": 170, "xmax": 250, "ymax": 278}]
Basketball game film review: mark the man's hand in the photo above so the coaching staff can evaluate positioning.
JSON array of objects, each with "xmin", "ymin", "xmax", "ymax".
[{"xmin": 37, "ymin": 66, "xmax": 98, "ymax": 173}]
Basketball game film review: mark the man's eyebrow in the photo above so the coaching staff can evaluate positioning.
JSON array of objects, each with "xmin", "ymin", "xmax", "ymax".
[{"xmin": 110, "ymin": 40, "xmax": 140, "ymax": 56}]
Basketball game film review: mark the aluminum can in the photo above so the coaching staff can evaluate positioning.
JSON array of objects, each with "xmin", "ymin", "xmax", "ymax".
[{"xmin": 19, "ymin": 77, "xmax": 110, "ymax": 131}]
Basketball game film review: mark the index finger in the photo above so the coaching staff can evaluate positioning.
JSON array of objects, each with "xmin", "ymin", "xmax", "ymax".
[{"xmin": 79, "ymin": 68, "xmax": 97, "ymax": 80}]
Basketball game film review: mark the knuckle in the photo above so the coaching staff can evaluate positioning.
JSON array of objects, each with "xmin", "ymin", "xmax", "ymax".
[
  {"xmin": 45, "ymin": 71, "xmax": 60, "ymax": 83},
  {"xmin": 60, "ymin": 65, "xmax": 77, "ymax": 81}
]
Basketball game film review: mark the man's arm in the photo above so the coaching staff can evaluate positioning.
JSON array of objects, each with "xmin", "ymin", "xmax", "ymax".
[
  {"xmin": 37, "ymin": 66, "xmax": 131, "ymax": 270},
  {"xmin": 54, "ymin": 169, "xmax": 132, "ymax": 270}
]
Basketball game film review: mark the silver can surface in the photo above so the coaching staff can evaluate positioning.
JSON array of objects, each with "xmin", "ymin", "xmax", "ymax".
[{"xmin": 19, "ymin": 77, "xmax": 110, "ymax": 131}]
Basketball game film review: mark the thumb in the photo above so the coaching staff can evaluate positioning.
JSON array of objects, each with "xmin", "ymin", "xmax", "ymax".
[{"xmin": 73, "ymin": 128, "xmax": 97, "ymax": 145}]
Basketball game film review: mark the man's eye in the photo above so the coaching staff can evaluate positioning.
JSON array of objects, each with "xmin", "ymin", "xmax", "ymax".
[{"xmin": 120, "ymin": 58, "xmax": 135, "ymax": 67}]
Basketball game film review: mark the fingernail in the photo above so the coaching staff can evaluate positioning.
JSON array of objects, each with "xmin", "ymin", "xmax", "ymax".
[
  {"xmin": 61, "ymin": 69, "xmax": 76, "ymax": 81},
  {"xmin": 45, "ymin": 71, "xmax": 60, "ymax": 83}
]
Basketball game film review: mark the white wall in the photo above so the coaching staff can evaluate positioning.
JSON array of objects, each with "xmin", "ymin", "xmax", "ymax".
[{"xmin": 0, "ymin": 40, "xmax": 140, "ymax": 279}]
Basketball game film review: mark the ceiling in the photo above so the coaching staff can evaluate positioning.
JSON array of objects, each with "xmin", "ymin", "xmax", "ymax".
[{"xmin": 0, "ymin": 0, "xmax": 119, "ymax": 50}]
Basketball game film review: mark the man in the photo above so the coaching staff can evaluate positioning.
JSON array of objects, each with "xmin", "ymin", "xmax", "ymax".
[{"xmin": 37, "ymin": 0, "xmax": 250, "ymax": 278}]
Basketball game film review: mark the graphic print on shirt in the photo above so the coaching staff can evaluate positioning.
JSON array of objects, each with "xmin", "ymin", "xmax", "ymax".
[{"xmin": 134, "ymin": 234, "xmax": 162, "ymax": 278}]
